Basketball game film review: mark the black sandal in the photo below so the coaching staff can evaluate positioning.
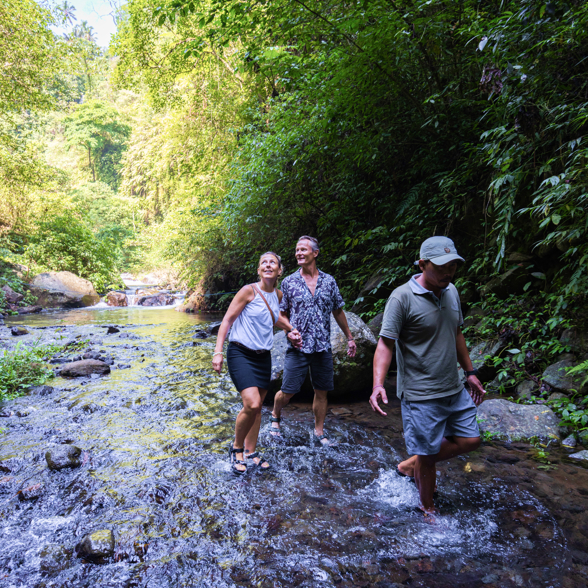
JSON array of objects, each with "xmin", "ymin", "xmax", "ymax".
[
  {"xmin": 269, "ymin": 415, "xmax": 281, "ymax": 437},
  {"xmin": 313, "ymin": 431, "xmax": 332, "ymax": 447},
  {"xmin": 245, "ymin": 450, "xmax": 270, "ymax": 471},
  {"xmin": 228, "ymin": 444, "xmax": 247, "ymax": 475}
]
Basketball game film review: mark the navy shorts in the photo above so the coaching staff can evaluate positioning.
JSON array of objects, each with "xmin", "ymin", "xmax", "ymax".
[
  {"xmin": 282, "ymin": 348, "xmax": 334, "ymax": 394},
  {"xmin": 401, "ymin": 388, "xmax": 480, "ymax": 455}
]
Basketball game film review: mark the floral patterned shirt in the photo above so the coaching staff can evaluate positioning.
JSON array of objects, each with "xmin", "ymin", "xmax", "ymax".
[{"xmin": 279, "ymin": 269, "xmax": 345, "ymax": 353}]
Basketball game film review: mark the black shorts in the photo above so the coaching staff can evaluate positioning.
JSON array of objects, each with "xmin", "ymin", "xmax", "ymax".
[
  {"xmin": 282, "ymin": 348, "xmax": 334, "ymax": 394},
  {"xmin": 227, "ymin": 342, "xmax": 271, "ymax": 392}
]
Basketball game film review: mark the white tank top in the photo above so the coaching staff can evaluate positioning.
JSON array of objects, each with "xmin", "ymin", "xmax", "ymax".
[{"xmin": 229, "ymin": 287, "xmax": 279, "ymax": 351}]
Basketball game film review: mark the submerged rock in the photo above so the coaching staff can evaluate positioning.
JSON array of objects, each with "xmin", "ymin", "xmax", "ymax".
[
  {"xmin": 137, "ymin": 294, "xmax": 175, "ymax": 307},
  {"xmin": 106, "ymin": 292, "xmax": 128, "ymax": 307},
  {"xmin": 60, "ymin": 359, "xmax": 110, "ymax": 377},
  {"xmin": 542, "ymin": 356, "xmax": 587, "ymax": 394},
  {"xmin": 207, "ymin": 321, "xmax": 222, "ymax": 335},
  {"xmin": 39, "ymin": 543, "xmax": 70, "ymax": 573},
  {"xmin": 77, "ymin": 529, "xmax": 115, "ymax": 563},
  {"xmin": 30, "ymin": 271, "xmax": 100, "ymax": 308},
  {"xmin": 477, "ymin": 399, "xmax": 563, "ymax": 442},
  {"xmin": 270, "ymin": 311, "xmax": 376, "ymax": 399},
  {"xmin": 17, "ymin": 482, "xmax": 44, "ymax": 501},
  {"xmin": 45, "ymin": 445, "xmax": 82, "ymax": 470},
  {"xmin": 29, "ymin": 385, "xmax": 54, "ymax": 396},
  {"xmin": 17, "ymin": 305, "xmax": 42, "ymax": 314}
]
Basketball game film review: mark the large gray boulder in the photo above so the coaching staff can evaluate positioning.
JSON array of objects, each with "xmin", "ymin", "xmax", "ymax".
[
  {"xmin": 106, "ymin": 291, "xmax": 128, "ymax": 307},
  {"xmin": 30, "ymin": 271, "xmax": 100, "ymax": 308},
  {"xmin": 542, "ymin": 355, "xmax": 587, "ymax": 394},
  {"xmin": 270, "ymin": 311, "xmax": 377, "ymax": 399},
  {"xmin": 559, "ymin": 329, "xmax": 588, "ymax": 353},
  {"xmin": 477, "ymin": 399, "xmax": 563, "ymax": 442}
]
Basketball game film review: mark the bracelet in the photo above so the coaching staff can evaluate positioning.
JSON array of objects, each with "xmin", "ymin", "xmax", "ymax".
[
  {"xmin": 212, "ymin": 352, "xmax": 224, "ymax": 357},
  {"xmin": 347, "ymin": 337, "xmax": 355, "ymax": 342},
  {"xmin": 465, "ymin": 368, "xmax": 478, "ymax": 377}
]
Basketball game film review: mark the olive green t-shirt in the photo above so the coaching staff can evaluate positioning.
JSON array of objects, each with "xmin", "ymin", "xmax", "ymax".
[{"xmin": 380, "ymin": 275, "xmax": 464, "ymax": 401}]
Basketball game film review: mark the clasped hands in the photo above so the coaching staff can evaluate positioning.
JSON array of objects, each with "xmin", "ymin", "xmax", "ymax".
[{"xmin": 287, "ymin": 329, "xmax": 303, "ymax": 348}]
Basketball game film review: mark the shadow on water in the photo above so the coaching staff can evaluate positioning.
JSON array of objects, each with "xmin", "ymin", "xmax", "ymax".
[{"xmin": 0, "ymin": 307, "xmax": 571, "ymax": 587}]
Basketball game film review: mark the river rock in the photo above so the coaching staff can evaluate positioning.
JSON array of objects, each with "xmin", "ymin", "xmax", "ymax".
[
  {"xmin": 59, "ymin": 359, "xmax": 110, "ymax": 377},
  {"xmin": 29, "ymin": 385, "xmax": 54, "ymax": 396},
  {"xmin": 559, "ymin": 328, "xmax": 588, "ymax": 353},
  {"xmin": 30, "ymin": 271, "xmax": 100, "ymax": 308},
  {"xmin": 39, "ymin": 543, "xmax": 70, "ymax": 573},
  {"xmin": 469, "ymin": 339, "xmax": 508, "ymax": 382},
  {"xmin": 477, "ymin": 399, "xmax": 563, "ymax": 441},
  {"xmin": 562, "ymin": 435, "xmax": 577, "ymax": 448},
  {"xmin": 270, "ymin": 311, "xmax": 376, "ymax": 399},
  {"xmin": 207, "ymin": 321, "xmax": 222, "ymax": 335},
  {"xmin": 568, "ymin": 450, "xmax": 588, "ymax": 462},
  {"xmin": 367, "ymin": 313, "xmax": 383, "ymax": 339},
  {"xmin": 10, "ymin": 326, "xmax": 29, "ymax": 337},
  {"xmin": 542, "ymin": 356, "xmax": 587, "ymax": 394},
  {"xmin": 77, "ymin": 530, "xmax": 114, "ymax": 563},
  {"xmin": 137, "ymin": 294, "xmax": 175, "ymax": 307},
  {"xmin": 17, "ymin": 305, "xmax": 42, "ymax": 314},
  {"xmin": 1, "ymin": 285, "xmax": 24, "ymax": 304},
  {"xmin": 45, "ymin": 445, "xmax": 82, "ymax": 470},
  {"xmin": 106, "ymin": 292, "xmax": 128, "ymax": 307},
  {"xmin": 516, "ymin": 380, "xmax": 538, "ymax": 401},
  {"xmin": 17, "ymin": 482, "xmax": 44, "ymax": 501},
  {"xmin": 481, "ymin": 265, "xmax": 529, "ymax": 298}
]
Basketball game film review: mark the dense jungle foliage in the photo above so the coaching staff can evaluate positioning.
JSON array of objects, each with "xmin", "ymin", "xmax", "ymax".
[{"xmin": 1, "ymin": 0, "xmax": 588, "ymax": 313}]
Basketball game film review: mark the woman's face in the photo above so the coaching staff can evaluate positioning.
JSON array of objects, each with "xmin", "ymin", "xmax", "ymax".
[{"xmin": 258, "ymin": 254, "xmax": 281, "ymax": 280}]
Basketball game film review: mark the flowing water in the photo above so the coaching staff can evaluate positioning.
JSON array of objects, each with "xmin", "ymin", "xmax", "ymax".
[{"xmin": 0, "ymin": 306, "xmax": 577, "ymax": 587}]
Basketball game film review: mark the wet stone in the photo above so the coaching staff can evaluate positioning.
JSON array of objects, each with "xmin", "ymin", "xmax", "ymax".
[
  {"xmin": 17, "ymin": 482, "xmax": 44, "ymax": 501},
  {"xmin": 59, "ymin": 359, "xmax": 110, "ymax": 377},
  {"xmin": 45, "ymin": 445, "xmax": 82, "ymax": 470},
  {"xmin": 542, "ymin": 356, "xmax": 587, "ymax": 394},
  {"xmin": 562, "ymin": 435, "xmax": 577, "ymax": 448},
  {"xmin": 569, "ymin": 450, "xmax": 588, "ymax": 462},
  {"xmin": 39, "ymin": 543, "xmax": 70, "ymax": 573},
  {"xmin": 10, "ymin": 326, "xmax": 28, "ymax": 337},
  {"xmin": 77, "ymin": 529, "xmax": 115, "ymax": 563},
  {"xmin": 29, "ymin": 385, "xmax": 54, "ymax": 396}
]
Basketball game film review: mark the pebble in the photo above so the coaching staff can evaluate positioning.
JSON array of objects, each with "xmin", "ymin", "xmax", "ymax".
[{"xmin": 77, "ymin": 529, "xmax": 115, "ymax": 562}]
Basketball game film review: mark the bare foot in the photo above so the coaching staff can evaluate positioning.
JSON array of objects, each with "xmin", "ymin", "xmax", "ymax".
[{"xmin": 419, "ymin": 505, "xmax": 440, "ymax": 523}]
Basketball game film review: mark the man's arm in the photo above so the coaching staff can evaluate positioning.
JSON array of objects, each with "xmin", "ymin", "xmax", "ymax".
[
  {"xmin": 369, "ymin": 336, "xmax": 395, "ymax": 415},
  {"xmin": 456, "ymin": 327, "xmax": 485, "ymax": 406},
  {"xmin": 332, "ymin": 308, "xmax": 356, "ymax": 357}
]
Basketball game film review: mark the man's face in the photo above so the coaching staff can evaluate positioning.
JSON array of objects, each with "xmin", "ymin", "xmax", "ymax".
[
  {"xmin": 420, "ymin": 260, "xmax": 458, "ymax": 290},
  {"xmin": 295, "ymin": 240, "xmax": 318, "ymax": 266}
]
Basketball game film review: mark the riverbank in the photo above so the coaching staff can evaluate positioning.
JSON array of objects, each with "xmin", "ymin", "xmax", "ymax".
[{"xmin": 1, "ymin": 309, "xmax": 588, "ymax": 587}]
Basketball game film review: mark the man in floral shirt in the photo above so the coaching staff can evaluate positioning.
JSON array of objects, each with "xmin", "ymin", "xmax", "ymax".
[{"xmin": 271, "ymin": 236, "xmax": 356, "ymax": 445}]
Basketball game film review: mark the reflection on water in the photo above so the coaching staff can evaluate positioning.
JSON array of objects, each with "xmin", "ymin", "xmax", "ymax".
[{"xmin": 0, "ymin": 308, "xmax": 569, "ymax": 587}]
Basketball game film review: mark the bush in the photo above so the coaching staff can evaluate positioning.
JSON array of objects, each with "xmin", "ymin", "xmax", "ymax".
[
  {"xmin": 0, "ymin": 341, "xmax": 58, "ymax": 401},
  {"xmin": 26, "ymin": 214, "xmax": 122, "ymax": 291}
]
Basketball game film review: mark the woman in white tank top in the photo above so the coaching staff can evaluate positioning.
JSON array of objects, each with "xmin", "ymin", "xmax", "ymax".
[{"xmin": 212, "ymin": 252, "xmax": 302, "ymax": 475}]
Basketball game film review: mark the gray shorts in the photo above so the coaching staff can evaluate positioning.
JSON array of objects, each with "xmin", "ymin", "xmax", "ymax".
[
  {"xmin": 401, "ymin": 388, "xmax": 480, "ymax": 456},
  {"xmin": 282, "ymin": 348, "xmax": 334, "ymax": 394}
]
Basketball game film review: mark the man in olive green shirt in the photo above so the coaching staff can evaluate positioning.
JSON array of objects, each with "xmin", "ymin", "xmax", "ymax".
[{"xmin": 370, "ymin": 236, "xmax": 485, "ymax": 517}]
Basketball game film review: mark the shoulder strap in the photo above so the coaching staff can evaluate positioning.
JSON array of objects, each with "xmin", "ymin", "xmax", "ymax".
[{"xmin": 251, "ymin": 284, "xmax": 277, "ymax": 325}]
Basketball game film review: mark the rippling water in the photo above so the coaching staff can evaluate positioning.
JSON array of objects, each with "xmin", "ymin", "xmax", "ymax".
[{"xmin": 0, "ymin": 307, "xmax": 569, "ymax": 587}]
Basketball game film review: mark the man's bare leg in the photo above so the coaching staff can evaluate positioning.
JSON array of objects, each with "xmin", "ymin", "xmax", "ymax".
[
  {"xmin": 271, "ymin": 390, "xmax": 294, "ymax": 435},
  {"xmin": 398, "ymin": 436, "xmax": 481, "ymax": 476},
  {"xmin": 414, "ymin": 455, "xmax": 437, "ymax": 513},
  {"xmin": 313, "ymin": 389, "xmax": 329, "ymax": 443}
]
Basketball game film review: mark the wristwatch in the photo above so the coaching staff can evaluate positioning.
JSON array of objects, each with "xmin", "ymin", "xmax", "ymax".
[{"xmin": 465, "ymin": 369, "xmax": 479, "ymax": 377}]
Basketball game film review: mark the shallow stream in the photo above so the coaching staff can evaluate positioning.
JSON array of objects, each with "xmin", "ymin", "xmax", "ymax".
[{"xmin": 1, "ymin": 306, "xmax": 586, "ymax": 587}]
